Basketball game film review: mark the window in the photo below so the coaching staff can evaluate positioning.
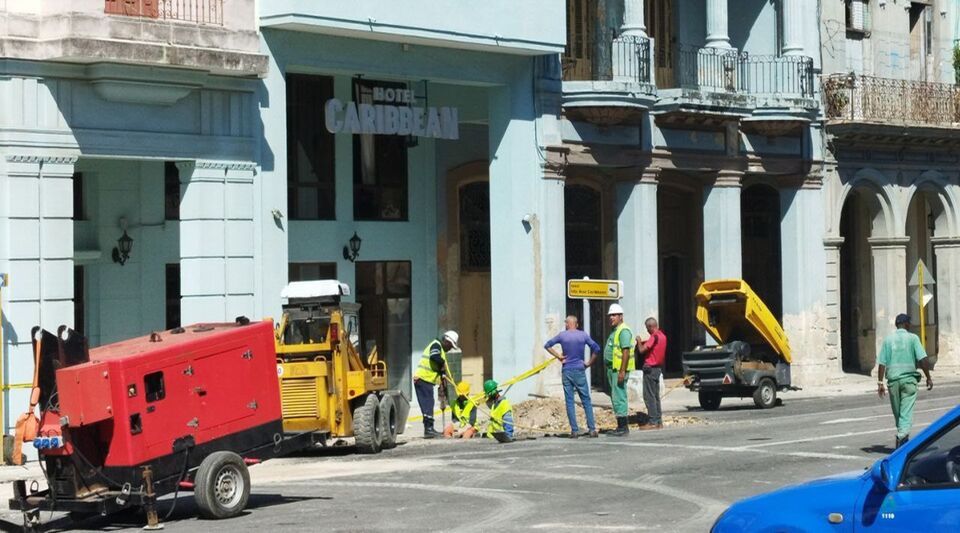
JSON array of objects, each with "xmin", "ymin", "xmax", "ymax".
[
  {"xmin": 165, "ymin": 264, "xmax": 180, "ymax": 330},
  {"xmin": 72, "ymin": 172, "xmax": 85, "ymax": 221},
  {"xmin": 902, "ymin": 420, "xmax": 960, "ymax": 488},
  {"xmin": 289, "ymin": 262, "xmax": 337, "ymax": 282},
  {"xmin": 165, "ymin": 162, "xmax": 180, "ymax": 220},
  {"xmin": 144, "ymin": 371, "xmax": 165, "ymax": 402},
  {"xmin": 353, "ymin": 79, "xmax": 409, "ymax": 221},
  {"xmin": 287, "ymin": 74, "xmax": 336, "ymax": 220},
  {"xmin": 459, "ymin": 182, "xmax": 491, "ymax": 271},
  {"xmin": 73, "ymin": 266, "xmax": 85, "ymax": 334},
  {"xmin": 356, "ymin": 261, "xmax": 412, "ymax": 391},
  {"xmin": 846, "ymin": 0, "xmax": 870, "ymax": 33}
]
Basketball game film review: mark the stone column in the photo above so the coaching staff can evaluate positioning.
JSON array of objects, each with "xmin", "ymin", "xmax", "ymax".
[
  {"xmin": 781, "ymin": 0, "xmax": 805, "ymax": 56},
  {"xmin": 178, "ymin": 161, "xmax": 257, "ymax": 325},
  {"xmin": 823, "ymin": 237, "xmax": 845, "ymax": 372},
  {"xmin": 780, "ymin": 181, "xmax": 831, "ymax": 386},
  {"xmin": 621, "ymin": 0, "xmax": 647, "ymax": 38},
  {"xmin": 536, "ymin": 148, "xmax": 567, "ymax": 397},
  {"xmin": 705, "ymin": 0, "xmax": 732, "ymax": 49},
  {"xmin": 616, "ymin": 169, "xmax": 660, "ymax": 321},
  {"xmin": 932, "ymin": 238, "xmax": 960, "ymax": 371},
  {"xmin": 869, "ymin": 237, "xmax": 909, "ymax": 374},
  {"xmin": 702, "ymin": 170, "xmax": 742, "ymax": 280},
  {"xmin": 0, "ymin": 154, "xmax": 76, "ymax": 435}
]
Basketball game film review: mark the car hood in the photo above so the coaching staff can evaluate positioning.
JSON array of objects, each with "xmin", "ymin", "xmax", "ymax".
[{"xmin": 716, "ymin": 470, "xmax": 868, "ymax": 531}]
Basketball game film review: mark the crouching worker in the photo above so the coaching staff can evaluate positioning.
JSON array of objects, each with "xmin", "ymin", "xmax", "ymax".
[
  {"xmin": 443, "ymin": 381, "xmax": 478, "ymax": 439},
  {"xmin": 483, "ymin": 380, "xmax": 514, "ymax": 443}
]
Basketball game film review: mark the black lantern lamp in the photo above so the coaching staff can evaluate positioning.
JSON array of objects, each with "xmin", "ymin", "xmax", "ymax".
[
  {"xmin": 112, "ymin": 221, "xmax": 134, "ymax": 266},
  {"xmin": 343, "ymin": 232, "xmax": 362, "ymax": 262}
]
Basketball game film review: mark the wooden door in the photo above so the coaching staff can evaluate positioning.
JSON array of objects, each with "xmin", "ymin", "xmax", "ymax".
[
  {"xmin": 456, "ymin": 181, "xmax": 492, "ymax": 394},
  {"xmin": 564, "ymin": 0, "xmax": 595, "ymax": 80},
  {"xmin": 646, "ymin": 0, "xmax": 675, "ymax": 87}
]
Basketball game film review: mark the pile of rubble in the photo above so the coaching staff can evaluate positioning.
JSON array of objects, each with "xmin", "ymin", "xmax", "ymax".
[{"xmin": 511, "ymin": 397, "xmax": 706, "ymax": 436}]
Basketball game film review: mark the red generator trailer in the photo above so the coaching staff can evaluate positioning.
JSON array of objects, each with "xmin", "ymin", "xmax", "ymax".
[{"xmin": 9, "ymin": 318, "xmax": 316, "ymax": 530}]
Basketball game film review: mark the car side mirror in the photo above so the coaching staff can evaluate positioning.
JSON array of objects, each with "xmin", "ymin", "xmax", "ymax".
[{"xmin": 871, "ymin": 459, "xmax": 893, "ymax": 491}]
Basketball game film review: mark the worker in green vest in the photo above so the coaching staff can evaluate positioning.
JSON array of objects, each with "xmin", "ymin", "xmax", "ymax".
[
  {"xmin": 413, "ymin": 330, "xmax": 459, "ymax": 439},
  {"xmin": 483, "ymin": 379, "xmax": 514, "ymax": 442},
  {"xmin": 604, "ymin": 303, "xmax": 634, "ymax": 437},
  {"xmin": 443, "ymin": 380, "xmax": 478, "ymax": 439}
]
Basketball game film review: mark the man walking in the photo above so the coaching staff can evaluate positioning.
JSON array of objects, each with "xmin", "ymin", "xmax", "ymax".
[
  {"xmin": 635, "ymin": 317, "xmax": 667, "ymax": 430},
  {"xmin": 544, "ymin": 315, "xmax": 602, "ymax": 438},
  {"xmin": 413, "ymin": 330, "xmax": 460, "ymax": 439},
  {"xmin": 604, "ymin": 304, "xmax": 634, "ymax": 437},
  {"xmin": 877, "ymin": 314, "xmax": 933, "ymax": 448}
]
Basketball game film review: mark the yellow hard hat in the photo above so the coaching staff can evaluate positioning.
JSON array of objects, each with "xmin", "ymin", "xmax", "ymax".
[{"xmin": 456, "ymin": 381, "xmax": 471, "ymax": 396}]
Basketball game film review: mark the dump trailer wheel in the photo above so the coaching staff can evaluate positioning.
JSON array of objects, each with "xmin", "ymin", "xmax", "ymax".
[
  {"xmin": 353, "ymin": 393, "xmax": 382, "ymax": 454},
  {"xmin": 194, "ymin": 451, "xmax": 251, "ymax": 519},
  {"xmin": 378, "ymin": 394, "xmax": 399, "ymax": 450},
  {"xmin": 698, "ymin": 391, "xmax": 722, "ymax": 411},
  {"xmin": 753, "ymin": 378, "xmax": 777, "ymax": 409}
]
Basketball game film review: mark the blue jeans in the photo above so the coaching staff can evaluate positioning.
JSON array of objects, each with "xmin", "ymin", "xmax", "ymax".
[{"xmin": 562, "ymin": 369, "xmax": 595, "ymax": 433}]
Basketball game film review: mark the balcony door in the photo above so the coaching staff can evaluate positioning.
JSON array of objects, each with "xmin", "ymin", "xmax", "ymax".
[
  {"xmin": 646, "ymin": 0, "xmax": 675, "ymax": 87},
  {"xmin": 564, "ymin": 0, "xmax": 596, "ymax": 80}
]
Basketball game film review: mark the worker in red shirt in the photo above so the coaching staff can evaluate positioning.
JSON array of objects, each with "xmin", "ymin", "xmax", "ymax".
[{"xmin": 635, "ymin": 317, "xmax": 667, "ymax": 430}]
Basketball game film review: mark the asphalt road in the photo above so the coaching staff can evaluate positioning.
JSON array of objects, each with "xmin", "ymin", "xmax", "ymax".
[{"xmin": 19, "ymin": 383, "xmax": 960, "ymax": 532}]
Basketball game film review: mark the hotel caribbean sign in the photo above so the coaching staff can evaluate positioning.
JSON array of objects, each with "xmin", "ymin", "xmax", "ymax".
[{"xmin": 324, "ymin": 86, "xmax": 460, "ymax": 140}]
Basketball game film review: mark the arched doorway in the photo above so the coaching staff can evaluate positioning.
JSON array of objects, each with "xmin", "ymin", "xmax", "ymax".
[
  {"xmin": 564, "ymin": 183, "xmax": 605, "ymax": 385},
  {"xmin": 741, "ymin": 184, "xmax": 783, "ymax": 321},
  {"xmin": 905, "ymin": 185, "xmax": 952, "ymax": 357}
]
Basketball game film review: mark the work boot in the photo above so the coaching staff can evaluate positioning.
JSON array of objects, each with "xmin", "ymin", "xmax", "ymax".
[
  {"xmin": 607, "ymin": 417, "xmax": 629, "ymax": 437},
  {"xmin": 423, "ymin": 418, "xmax": 440, "ymax": 439},
  {"xmin": 579, "ymin": 430, "xmax": 599, "ymax": 438},
  {"xmin": 638, "ymin": 422, "xmax": 663, "ymax": 431},
  {"xmin": 895, "ymin": 435, "xmax": 909, "ymax": 449}
]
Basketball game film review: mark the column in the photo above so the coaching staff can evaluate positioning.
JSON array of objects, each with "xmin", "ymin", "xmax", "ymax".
[
  {"xmin": 705, "ymin": 0, "xmax": 732, "ymax": 49},
  {"xmin": 823, "ymin": 237, "xmax": 845, "ymax": 372},
  {"xmin": 781, "ymin": 0, "xmax": 805, "ymax": 56},
  {"xmin": 621, "ymin": 0, "xmax": 647, "ymax": 38},
  {"xmin": 702, "ymin": 170, "xmax": 742, "ymax": 280},
  {"xmin": 616, "ymin": 169, "xmax": 660, "ymax": 321},
  {"xmin": 0, "ymin": 155, "xmax": 76, "ymax": 436},
  {"xmin": 780, "ymin": 181, "xmax": 831, "ymax": 386},
  {"xmin": 869, "ymin": 237, "xmax": 909, "ymax": 374},
  {"xmin": 178, "ymin": 161, "xmax": 256, "ymax": 325},
  {"xmin": 537, "ymin": 155, "xmax": 567, "ymax": 397},
  {"xmin": 932, "ymin": 239, "xmax": 960, "ymax": 371}
]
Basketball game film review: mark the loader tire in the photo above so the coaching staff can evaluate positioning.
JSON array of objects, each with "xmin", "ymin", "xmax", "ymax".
[
  {"xmin": 353, "ymin": 394, "xmax": 382, "ymax": 454},
  {"xmin": 698, "ymin": 391, "xmax": 722, "ymax": 411},
  {"xmin": 378, "ymin": 394, "xmax": 399, "ymax": 450},
  {"xmin": 194, "ymin": 451, "xmax": 250, "ymax": 520},
  {"xmin": 753, "ymin": 378, "xmax": 777, "ymax": 409}
]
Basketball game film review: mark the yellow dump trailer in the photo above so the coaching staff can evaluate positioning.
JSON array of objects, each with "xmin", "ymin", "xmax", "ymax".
[
  {"xmin": 274, "ymin": 281, "xmax": 409, "ymax": 453},
  {"xmin": 682, "ymin": 279, "xmax": 796, "ymax": 410}
]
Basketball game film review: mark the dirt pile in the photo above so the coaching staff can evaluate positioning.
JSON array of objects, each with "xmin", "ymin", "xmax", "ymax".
[{"xmin": 511, "ymin": 397, "xmax": 706, "ymax": 435}]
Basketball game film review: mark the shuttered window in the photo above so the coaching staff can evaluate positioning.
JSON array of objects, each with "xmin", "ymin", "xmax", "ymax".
[{"xmin": 104, "ymin": 0, "xmax": 159, "ymax": 18}]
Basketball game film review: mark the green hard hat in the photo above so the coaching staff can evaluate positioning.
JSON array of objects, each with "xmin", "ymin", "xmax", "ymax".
[{"xmin": 483, "ymin": 379, "xmax": 499, "ymax": 397}]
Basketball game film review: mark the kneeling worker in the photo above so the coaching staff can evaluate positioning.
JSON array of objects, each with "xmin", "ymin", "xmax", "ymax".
[
  {"xmin": 483, "ymin": 379, "xmax": 515, "ymax": 443},
  {"xmin": 444, "ymin": 381, "xmax": 478, "ymax": 439}
]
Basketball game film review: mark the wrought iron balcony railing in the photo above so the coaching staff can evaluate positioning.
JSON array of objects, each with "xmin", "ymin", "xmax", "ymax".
[
  {"xmin": 673, "ymin": 44, "xmax": 815, "ymax": 98},
  {"xmin": 105, "ymin": 0, "xmax": 224, "ymax": 25},
  {"xmin": 563, "ymin": 30, "xmax": 652, "ymax": 87},
  {"xmin": 822, "ymin": 74, "xmax": 960, "ymax": 125}
]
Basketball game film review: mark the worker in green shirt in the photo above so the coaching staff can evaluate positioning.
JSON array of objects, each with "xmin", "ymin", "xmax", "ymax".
[
  {"xmin": 604, "ymin": 303, "xmax": 634, "ymax": 437},
  {"xmin": 877, "ymin": 313, "xmax": 934, "ymax": 449}
]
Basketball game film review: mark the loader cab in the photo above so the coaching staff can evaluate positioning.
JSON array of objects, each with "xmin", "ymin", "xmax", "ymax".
[{"xmin": 277, "ymin": 280, "xmax": 363, "ymax": 360}]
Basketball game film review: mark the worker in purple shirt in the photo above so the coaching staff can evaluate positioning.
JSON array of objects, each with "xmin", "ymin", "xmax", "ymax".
[{"xmin": 544, "ymin": 315, "xmax": 601, "ymax": 438}]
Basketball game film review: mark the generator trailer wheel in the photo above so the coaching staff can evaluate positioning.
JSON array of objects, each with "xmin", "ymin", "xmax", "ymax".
[
  {"xmin": 753, "ymin": 378, "xmax": 777, "ymax": 409},
  {"xmin": 194, "ymin": 451, "xmax": 251, "ymax": 519},
  {"xmin": 698, "ymin": 391, "xmax": 722, "ymax": 411}
]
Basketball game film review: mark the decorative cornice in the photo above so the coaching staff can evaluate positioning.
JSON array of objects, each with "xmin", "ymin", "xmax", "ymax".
[
  {"xmin": 639, "ymin": 168, "xmax": 660, "ymax": 184},
  {"xmin": 5, "ymin": 155, "xmax": 79, "ymax": 165},
  {"xmin": 823, "ymin": 236, "xmax": 845, "ymax": 248},
  {"xmin": 713, "ymin": 170, "xmax": 743, "ymax": 188},
  {"xmin": 543, "ymin": 145, "xmax": 569, "ymax": 181},
  {"xmin": 931, "ymin": 237, "xmax": 960, "ymax": 248},
  {"xmin": 868, "ymin": 236, "xmax": 911, "ymax": 248},
  {"xmin": 196, "ymin": 160, "xmax": 258, "ymax": 172}
]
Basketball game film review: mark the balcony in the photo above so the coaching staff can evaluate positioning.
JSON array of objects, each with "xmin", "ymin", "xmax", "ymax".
[
  {"xmin": 822, "ymin": 74, "xmax": 960, "ymax": 146},
  {"xmin": 562, "ymin": 31, "xmax": 656, "ymax": 126},
  {"xmin": 0, "ymin": 0, "xmax": 266, "ymax": 79}
]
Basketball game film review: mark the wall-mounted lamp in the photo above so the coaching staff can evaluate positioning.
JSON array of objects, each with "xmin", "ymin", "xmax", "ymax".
[
  {"xmin": 112, "ymin": 218, "xmax": 134, "ymax": 266},
  {"xmin": 342, "ymin": 232, "xmax": 362, "ymax": 263}
]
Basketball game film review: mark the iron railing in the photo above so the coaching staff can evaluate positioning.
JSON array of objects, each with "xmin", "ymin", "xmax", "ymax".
[
  {"xmin": 563, "ymin": 29, "xmax": 652, "ymax": 87},
  {"xmin": 104, "ymin": 0, "xmax": 224, "ymax": 25},
  {"xmin": 822, "ymin": 74, "xmax": 960, "ymax": 125},
  {"xmin": 674, "ymin": 44, "xmax": 815, "ymax": 98}
]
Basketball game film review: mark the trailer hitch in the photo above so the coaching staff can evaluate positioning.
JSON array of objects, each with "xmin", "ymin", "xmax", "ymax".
[{"xmin": 115, "ymin": 482, "xmax": 132, "ymax": 506}]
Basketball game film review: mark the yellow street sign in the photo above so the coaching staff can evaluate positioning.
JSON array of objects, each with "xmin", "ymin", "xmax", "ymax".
[{"xmin": 567, "ymin": 279, "xmax": 622, "ymax": 300}]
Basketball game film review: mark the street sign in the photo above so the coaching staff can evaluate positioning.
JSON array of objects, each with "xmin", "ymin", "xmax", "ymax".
[
  {"xmin": 910, "ymin": 288, "xmax": 934, "ymax": 308},
  {"xmin": 908, "ymin": 259, "xmax": 936, "ymax": 347},
  {"xmin": 908, "ymin": 259, "xmax": 935, "ymax": 288},
  {"xmin": 567, "ymin": 279, "xmax": 622, "ymax": 300}
]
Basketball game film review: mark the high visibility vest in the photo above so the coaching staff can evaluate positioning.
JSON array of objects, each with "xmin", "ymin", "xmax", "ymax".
[
  {"xmin": 485, "ymin": 397, "xmax": 513, "ymax": 438},
  {"xmin": 608, "ymin": 322, "xmax": 635, "ymax": 372},
  {"xmin": 414, "ymin": 339, "xmax": 447, "ymax": 385},
  {"xmin": 452, "ymin": 397, "xmax": 475, "ymax": 428}
]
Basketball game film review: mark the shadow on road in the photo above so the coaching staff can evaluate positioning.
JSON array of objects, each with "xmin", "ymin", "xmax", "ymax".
[{"xmin": 860, "ymin": 445, "xmax": 894, "ymax": 455}]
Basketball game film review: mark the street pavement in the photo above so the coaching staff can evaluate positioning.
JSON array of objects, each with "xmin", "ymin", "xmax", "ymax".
[{"xmin": 5, "ymin": 382, "xmax": 960, "ymax": 532}]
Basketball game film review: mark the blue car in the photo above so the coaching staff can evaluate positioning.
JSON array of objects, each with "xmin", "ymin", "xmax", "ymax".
[{"xmin": 712, "ymin": 404, "xmax": 960, "ymax": 532}]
